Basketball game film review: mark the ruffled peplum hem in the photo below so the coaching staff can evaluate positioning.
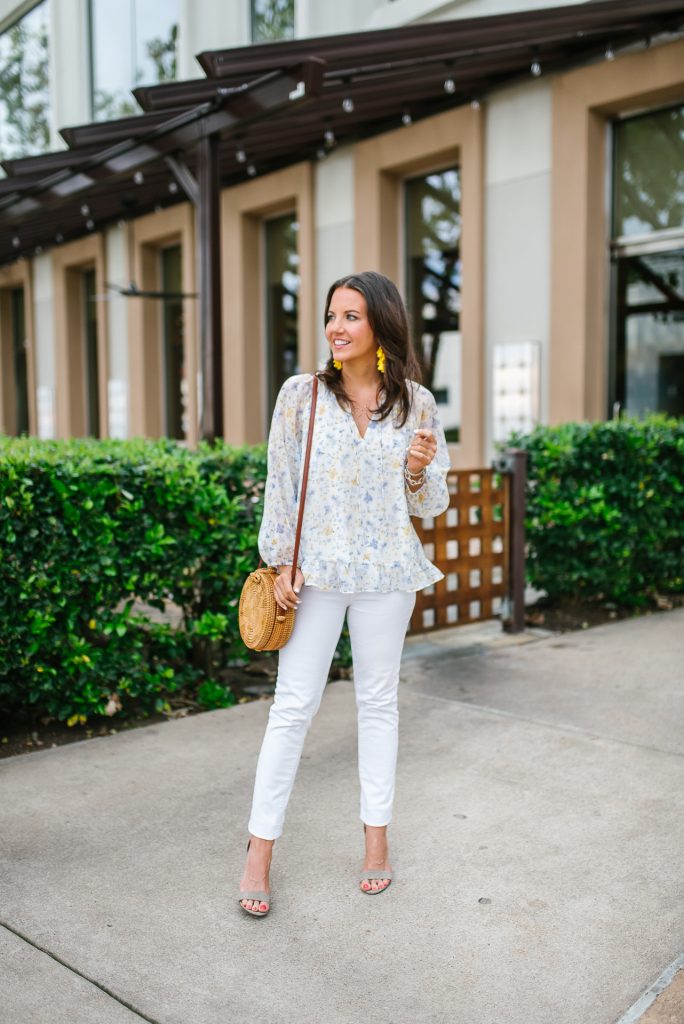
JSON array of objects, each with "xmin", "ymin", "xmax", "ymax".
[{"xmin": 299, "ymin": 555, "xmax": 444, "ymax": 594}]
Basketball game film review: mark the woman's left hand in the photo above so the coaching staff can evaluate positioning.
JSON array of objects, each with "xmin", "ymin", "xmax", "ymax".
[{"xmin": 406, "ymin": 428, "xmax": 438, "ymax": 475}]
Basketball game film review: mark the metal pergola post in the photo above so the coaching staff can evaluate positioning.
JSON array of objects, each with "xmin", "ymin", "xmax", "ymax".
[{"xmin": 505, "ymin": 448, "xmax": 528, "ymax": 633}]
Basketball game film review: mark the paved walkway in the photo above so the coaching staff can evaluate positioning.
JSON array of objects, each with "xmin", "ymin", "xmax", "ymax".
[{"xmin": 1, "ymin": 610, "xmax": 683, "ymax": 1024}]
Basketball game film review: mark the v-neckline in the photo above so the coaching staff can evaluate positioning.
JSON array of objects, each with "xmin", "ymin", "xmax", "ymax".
[
  {"xmin": 348, "ymin": 405, "xmax": 379, "ymax": 442},
  {"xmin": 345, "ymin": 385, "xmax": 385, "ymax": 442}
]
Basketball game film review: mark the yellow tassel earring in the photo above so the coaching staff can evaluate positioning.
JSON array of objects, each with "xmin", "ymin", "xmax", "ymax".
[
  {"xmin": 333, "ymin": 358, "xmax": 342, "ymax": 370},
  {"xmin": 376, "ymin": 346, "xmax": 386, "ymax": 374}
]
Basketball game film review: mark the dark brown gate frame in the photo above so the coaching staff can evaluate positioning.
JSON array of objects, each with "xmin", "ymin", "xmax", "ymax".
[
  {"xmin": 409, "ymin": 448, "xmax": 527, "ymax": 635},
  {"xmin": 495, "ymin": 448, "xmax": 527, "ymax": 633}
]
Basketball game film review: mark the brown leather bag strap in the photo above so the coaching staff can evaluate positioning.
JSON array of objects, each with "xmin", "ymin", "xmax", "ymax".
[{"xmin": 290, "ymin": 374, "xmax": 318, "ymax": 586}]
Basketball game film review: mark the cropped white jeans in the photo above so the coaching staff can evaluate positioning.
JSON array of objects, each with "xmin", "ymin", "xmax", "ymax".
[{"xmin": 247, "ymin": 584, "xmax": 417, "ymax": 840}]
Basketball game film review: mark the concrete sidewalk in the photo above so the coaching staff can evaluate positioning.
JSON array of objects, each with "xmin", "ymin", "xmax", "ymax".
[{"xmin": 1, "ymin": 610, "xmax": 683, "ymax": 1024}]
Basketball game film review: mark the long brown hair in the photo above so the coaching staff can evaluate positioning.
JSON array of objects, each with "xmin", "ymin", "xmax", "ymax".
[{"xmin": 317, "ymin": 271, "xmax": 422, "ymax": 427}]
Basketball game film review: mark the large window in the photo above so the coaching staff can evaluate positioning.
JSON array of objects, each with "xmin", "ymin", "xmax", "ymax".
[
  {"xmin": 264, "ymin": 213, "xmax": 299, "ymax": 419},
  {"xmin": 252, "ymin": 0, "xmax": 295, "ymax": 43},
  {"xmin": 610, "ymin": 103, "xmax": 684, "ymax": 418},
  {"xmin": 405, "ymin": 168, "xmax": 462, "ymax": 441},
  {"xmin": 89, "ymin": 0, "xmax": 179, "ymax": 121},
  {"xmin": 0, "ymin": 0, "xmax": 50, "ymax": 162}
]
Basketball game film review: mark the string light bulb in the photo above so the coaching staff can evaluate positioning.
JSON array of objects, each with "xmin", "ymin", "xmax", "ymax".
[
  {"xmin": 605, "ymin": 45, "xmax": 615, "ymax": 60},
  {"xmin": 444, "ymin": 78, "xmax": 456, "ymax": 94},
  {"xmin": 401, "ymin": 111, "xmax": 412, "ymax": 125},
  {"xmin": 531, "ymin": 61, "xmax": 542, "ymax": 77},
  {"xmin": 342, "ymin": 96, "xmax": 354, "ymax": 113},
  {"xmin": 236, "ymin": 148, "xmax": 247, "ymax": 163}
]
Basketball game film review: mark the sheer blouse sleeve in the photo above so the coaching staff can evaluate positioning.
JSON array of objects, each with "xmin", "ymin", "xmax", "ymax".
[
  {"xmin": 257, "ymin": 375, "xmax": 308, "ymax": 567},
  {"xmin": 405, "ymin": 387, "xmax": 452, "ymax": 519}
]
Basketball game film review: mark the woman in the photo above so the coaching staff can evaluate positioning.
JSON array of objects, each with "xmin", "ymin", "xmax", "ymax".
[{"xmin": 238, "ymin": 271, "xmax": 451, "ymax": 916}]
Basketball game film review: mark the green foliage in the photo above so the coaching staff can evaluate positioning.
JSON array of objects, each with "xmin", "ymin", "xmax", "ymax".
[
  {"xmin": 509, "ymin": 416, "xmax": 684, "ymax": 606},
  {"xmin": 0, "ymin": 2, "xmax": 50, "ymax": 161},
  {"xmin": 0, "ymin": 436, "xmax": 270, "ymax": 722},
  {"xmin": 196, "ymin": 679, "xmax": 236, "ymax": 710},
  {"xmin": 252, "ymin": 0, "xmax": 295, "ymax": 42}
]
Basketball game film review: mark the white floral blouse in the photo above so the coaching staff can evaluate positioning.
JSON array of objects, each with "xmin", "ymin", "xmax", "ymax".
[{"xmin": 258, "ymin": 373, "xmax": 452, "ymax": 593}]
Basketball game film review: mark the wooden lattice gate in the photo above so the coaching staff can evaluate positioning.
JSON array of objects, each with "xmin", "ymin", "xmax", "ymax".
[{"xmin": 409, "ymin": 449, "xmax": 526, "ymax": 635}]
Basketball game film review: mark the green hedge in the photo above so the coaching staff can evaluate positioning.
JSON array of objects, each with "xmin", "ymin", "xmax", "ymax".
[
  {"xmin": 0, "ymin": 437, "xmax": 270, "ymax": 724},
  {"xmin": 511, "ymin": 416, "xmax": 684, "ymax": 605}
]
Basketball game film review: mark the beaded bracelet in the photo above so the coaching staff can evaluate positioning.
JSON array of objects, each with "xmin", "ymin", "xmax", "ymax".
[{"xmin": 404, "ymin": 460, "xmax": 427, "ymax": 488}]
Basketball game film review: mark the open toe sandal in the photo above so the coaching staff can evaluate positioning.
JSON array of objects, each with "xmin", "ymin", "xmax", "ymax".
[
  {"xmin": 238, "ymin": 839, "xmax": 272, "ymax": 917},
  {"xmin": 359, "ymin": 868, "xmax": 393, "ymax": 894},
  {"xmin": 238, "ymin": 890, "xmax": 272, "ymax": 916}
]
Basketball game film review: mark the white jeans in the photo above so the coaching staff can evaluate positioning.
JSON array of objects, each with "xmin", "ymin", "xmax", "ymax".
[{"xmin": 247, "ymin": 585, "xmax": 417, "ymax": 840}]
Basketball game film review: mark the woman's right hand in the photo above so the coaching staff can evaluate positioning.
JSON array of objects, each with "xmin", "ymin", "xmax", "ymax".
[{"xmin": 274, "ymin": 565, "xmax": 305, "ymax": 612}]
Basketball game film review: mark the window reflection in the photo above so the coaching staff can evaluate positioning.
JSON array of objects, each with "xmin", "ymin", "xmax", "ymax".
[
  {"xmin": 90, "ymin": 0, "xmax": 179, "ymax": 121},
  {"xmin": 252, "ymin": 0, "xmax": 295, "ymax": 43},
  {"xmin": 405, "ymin": 168, "xmax": 462, "ymax": 442},
  {"xmin": 265, "ymin": 214, "xmax": 300, "ymax": 419},
  {"xmin": 613, "ymin": 103, "xmax": 684, "ymax": 238},
  {"xmin": 614, "ymin": 250, "xmax": 684, "ymax": 418},
  {"xmin": 0, "ymin": 0, "xmax": 50, "ymax": 161},
  {"xmin": 612, "ymin": 105, "xmax": 684, "ymax": 419}
]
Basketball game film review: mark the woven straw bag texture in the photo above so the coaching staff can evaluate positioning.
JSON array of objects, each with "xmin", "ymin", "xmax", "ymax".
[{"xmin": 238, "ymin": 566, "xmax": 296, "ymax": 651}]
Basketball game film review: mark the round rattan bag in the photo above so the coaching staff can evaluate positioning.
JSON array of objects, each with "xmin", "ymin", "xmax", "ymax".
[{"xmin": 238, "ymin": 566, "xmax": 295, "ymax": 651}]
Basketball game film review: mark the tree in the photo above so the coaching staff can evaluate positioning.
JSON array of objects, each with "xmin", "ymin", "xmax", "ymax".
[
  {"xmin": 252, "ymin": 0, "xmax": 295, "ymax": 42},
  {"xmin": 92, "ymin": 23, "xmax": 179, "ymax": 122},
  {"xmin": 0, "ymin": 10, "xmax": 50, "ymax": 163},
  {"xmin": 145, "ymin": 23, "xmax": 178, "ymax": 84},
  {"xmin": 615, "ymin": 105, "xmax": 684, "ymax": 235}
]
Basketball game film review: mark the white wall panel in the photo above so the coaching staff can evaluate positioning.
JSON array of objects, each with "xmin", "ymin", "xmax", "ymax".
[
  {"xmin": 314, "ymin": 148, "xmax": 354, "ymax": 365},
  {"xmin": 178, "ymin": 0, "xmax": 249, "ymax": 79},
  {"xmin": 49, "ymin": 0, "xmax": 90, "ymax": 138},
  {"xmin": 483, "ymin": 77, "xmax": 552, "ymax": 457},
  {"xmin": 484, "ymin": 171, "xmax": 550, "ymax": 454},
  {"xmin": 297, "ymin": 0, "xmax": 385, "ymax": 37},
  {"xmin": 104, "ymin": 225, "xmax": 128, "ymax": 437},
  {"xmin": 366, "ymin": 0, "xmax": 585, "ymax": 30},
  {"xmin": 32, "ymin": 253, "xmax": 56, "ymax": 438},
  {"xmin": 485, "ymin": 79, "xmax": 552, "ymax": 186}
]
